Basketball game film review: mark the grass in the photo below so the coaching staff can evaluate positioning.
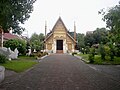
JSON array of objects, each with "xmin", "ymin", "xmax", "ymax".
[
  {"xmin": 77, "ymin": 53, "xmax": 120, "ymax": 65},
  {"xmin": 18, "ymin": 55, "xmax": 36, "ymax": 61},
  {"xmin": 77, "ymin": 53, "xmax": 89, "ymax": 61},
  {"xmin": 0, "ymin": 56, "xmax": 38, "ymax": 73}
]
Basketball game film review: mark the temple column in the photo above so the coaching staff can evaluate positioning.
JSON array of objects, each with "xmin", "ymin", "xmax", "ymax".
[
  {"xmin": 45, "ymin": 44, "xmax": 47, "ymax": 52},
  {"xmin": 72, "ymin": 44, "xmax": 74, "ymax": 52},
  {"xmin": 53, "ymin": 39, "xmax": 56, "ymax": 53},
  {"xmin": 63, "ymin": 39, "xmax": 67, "ymax": 53}
]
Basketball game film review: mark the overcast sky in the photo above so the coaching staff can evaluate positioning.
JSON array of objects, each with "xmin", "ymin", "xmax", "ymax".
[{"xmin": 21, "ymin": 0, "xmax": 119, "ymax": 37}]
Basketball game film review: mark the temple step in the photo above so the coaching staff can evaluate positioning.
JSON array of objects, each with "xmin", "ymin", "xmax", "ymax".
[{"xmin": 56, "ymin": 50, "xmax": 63, "ymax": 53}]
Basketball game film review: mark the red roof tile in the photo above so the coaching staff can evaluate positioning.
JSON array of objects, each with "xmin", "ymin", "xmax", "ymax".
[{"xmin": 4, "ymin": 33, "xmax": 19, "ymax": 40}]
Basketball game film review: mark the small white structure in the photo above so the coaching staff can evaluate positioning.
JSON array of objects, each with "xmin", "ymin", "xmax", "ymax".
[
  {"xmin": 9, "ymin": 48, "xmax": 19, "ymax": 59},
  {"xmin": 26, "ymin": 48, "xmax": 31, "ymax": 56},
  {"xmin": 0, "ymin": 47, "xmax": 19, "ymax": 60},
  {"xmin": 0, "ymin": 47, "xmax": 11, "ymax": 58},
  {"xmin": 0, "ymin": 66, "xmax": 5, "ymax": 83},
  {"xmin": 33, "ymin": 49, "xmax": 37, "ymax": 53},
  {"xmin": 14, "ymin": 48, "xmax": 19, "ymax": 58}
]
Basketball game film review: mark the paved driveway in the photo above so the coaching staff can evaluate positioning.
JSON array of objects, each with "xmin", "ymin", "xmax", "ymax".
[{"xmin": 0, "ymin": 54, "xmax": 120, "ymax": 90}]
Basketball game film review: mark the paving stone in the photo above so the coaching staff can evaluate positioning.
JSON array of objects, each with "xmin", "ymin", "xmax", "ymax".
[{"xmin": 0, "ymin": 54, "xmax": 120, "ymax": 90}]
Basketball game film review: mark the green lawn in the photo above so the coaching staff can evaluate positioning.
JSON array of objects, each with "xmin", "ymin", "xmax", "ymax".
[
  {"xmin": 77, "ymin": 53, "xmax": 120, "ymax": 65},
  {"xmin": 77, "ymin": 53, "xmax": 89, "ymax": 61},
  {"xmin": 0, "ymin": 56, "xmax": 38, "ymax": 73}
]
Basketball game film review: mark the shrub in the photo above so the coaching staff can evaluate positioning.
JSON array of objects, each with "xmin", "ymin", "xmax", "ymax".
[
  {"xmin": 72, "ymin": 52, "xmax": 77, "ymax": 56},
  {"xmin": 4, "ymin": 39, "xmax": 19, "ymax": 51},
  {"xmin": 81, "ymin": 48, "xmax": 85, "ymax": 54},
  {"xmin": 88, "ymin": 48, "xmax": 95, "ymax": 63},
  {"xmin": 104, "ymin": 45, "xmax": 110, "ymax": 56},
  {"xmin": 43, "ymin": 52, "xmax": 48, "ymax": 56},
  {"xmin": 115, "ymin": 44, "xmax": 120, "ymax": 57},
  {"xmin": 0, "ymin": 54, "xmax": 7, "ymax": 63},
  {"xmin": 30, "ymin": 53, "xmax": 36, "ymax": 57},
  {"xmin": 99, "ymin": 44, "xmax": 106, "ymax": 60},
  {"xmin": 37, "ymin": 52, "xmax": 42, "ymax": 57},
  {"xmin": 4, "ymin": 39, "xmax": 26, "ymax": 55},
  {"xmin": 90, "ymin": 48, "xmax": 95, "ymax": 57},
  {"xmin": 88, "ymin": 54, "xmax": 94, "ymax": 63},
  {"xmin": 85, "ymin": 46, "xmax": 90, "ymax": 54},
  {"xmin": 17, "ymin": 39, "xmax": 26, "ymax": 55},
  {"xmin": 32, "ymin": 52, "xmax": 48, "ymax": 58},
  {"xmin": 104, "ymin": 45, "xmax": 115, "ymax": 61},
  {"xmin": 109, "ymin": 43, "xmax": 115, "ymax": 61}
]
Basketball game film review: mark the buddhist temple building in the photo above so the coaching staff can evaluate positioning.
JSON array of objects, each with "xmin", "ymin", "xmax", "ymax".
[{"xmin": 44, "ymin": 17, "xmax": 77, "ymax": 53}]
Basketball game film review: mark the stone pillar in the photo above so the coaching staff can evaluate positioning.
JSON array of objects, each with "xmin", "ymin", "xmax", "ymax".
[
  {"xmin": 53, "ymin": 39, "xmax": 56, "ymax": 53},
  {"xmin": 52, "ymin": 43, "xmax": 54, "ymax": 53},
  {"xmin": 63, "ymin": 40, "xmax": 65, "ymax": 53},
  {"xmin": 66, "ymin": 43, "xmax": 68, "ymax": 53}
]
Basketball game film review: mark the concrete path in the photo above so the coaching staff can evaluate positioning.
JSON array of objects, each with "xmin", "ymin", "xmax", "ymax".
[{"xmin": 0, "ymin": 54, "xmax": 120, "ymax": 90}]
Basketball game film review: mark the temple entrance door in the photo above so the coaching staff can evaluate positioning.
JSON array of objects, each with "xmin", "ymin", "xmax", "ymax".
[{"xmin": 56, "ymin": 40, "xmax": 63, "ymax": 53}]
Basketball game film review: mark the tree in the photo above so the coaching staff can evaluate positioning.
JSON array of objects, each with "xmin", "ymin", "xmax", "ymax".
[
  {"xmin": 84, "ymin": 33, "xmax": 95, "ymax": 47},
  {"xmin": 84, "ymin": 28, "xmax": 109, "ymax": 47},
  {"xmin": 99, "ymin": 1, "xmax": 120, "ymax": 57},
  {"xmin": 30, "ymin": 33, "xmax": 45, "ymax": 52},
  {"xmin": 77, "ymin": 33, "xmax": 85, "ymax": 50},
  {"xmin": 93, "ymin": 28, "xmax": 109, "ymax": 44},
  {"xmin": 99, "ymin": 2, "xmax": 120, "ymax": 44},
  {"xmin": 0, "ymin": 0, "xmax": 36, "ymax": 34}
]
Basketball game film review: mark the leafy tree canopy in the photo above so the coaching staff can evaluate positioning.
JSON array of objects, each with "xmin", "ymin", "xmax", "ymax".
[
  {"xmin": 84, "ymin": 33, "xmax": 95, "ymax": 47},
  {"xmin": 84, "ymin": 28, "xmax": 109, "ymax": 47},
  {"xmin": 93, "ymin": 28, "xmax": 109, "ymax": 44},
  {"xmin": 99, "ymin": 1, "xmax": 120, "ymax": 43},
  {"xmin": 77, "ymin": 33, "xmax": 85, "ymax": 50},
  {"xmin": 30, "ymin": 33, "xmax": 45, "ymax": 52},
  {"xmin": 0, "ymin": 0, "xmax": 36, "ymax": 35}
]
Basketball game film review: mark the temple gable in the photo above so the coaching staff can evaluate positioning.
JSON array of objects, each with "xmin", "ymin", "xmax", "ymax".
[{"xmin": 45, "ymin": 17, "xmax": 76, "ymax": 53}]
